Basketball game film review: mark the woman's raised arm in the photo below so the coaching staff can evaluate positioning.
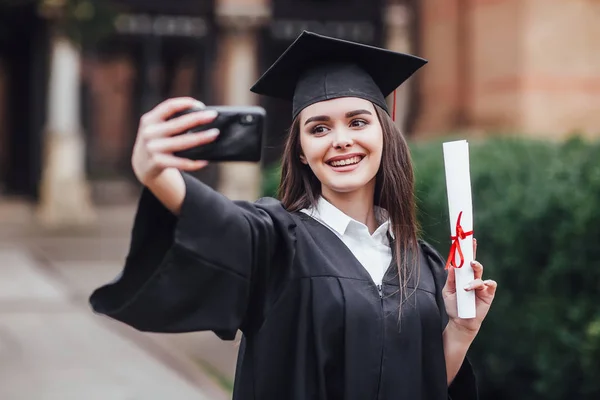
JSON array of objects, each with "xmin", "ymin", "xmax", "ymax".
[{"xmin": 89, "ymin": 98, "xmax": 293, "ymax": 340}]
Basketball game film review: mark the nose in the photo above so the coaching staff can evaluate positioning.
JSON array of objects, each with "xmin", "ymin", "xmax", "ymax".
[{"xmin": 332, "ymin": 129, "xmax": 354, "ymax": 150}]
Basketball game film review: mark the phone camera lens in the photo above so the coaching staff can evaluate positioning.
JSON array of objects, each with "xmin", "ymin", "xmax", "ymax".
[{"xmin": 242, "ymin": 114, "xmax": 254, "ymax": 124}]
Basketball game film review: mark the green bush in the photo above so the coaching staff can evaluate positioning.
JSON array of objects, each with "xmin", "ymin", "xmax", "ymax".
[{"xmin": 262, "ymin": 136, "xmax": 600, "ymax": 400}]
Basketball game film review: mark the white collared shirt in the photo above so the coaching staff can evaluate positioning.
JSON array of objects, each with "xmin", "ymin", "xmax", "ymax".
[{"xmin": 300, "ymin": 197, "xmax": 393, "ymax": 286}]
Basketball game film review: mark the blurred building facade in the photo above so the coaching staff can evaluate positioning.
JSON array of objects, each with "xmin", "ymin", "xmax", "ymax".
[
  {"xmin": 415, "ymin": 0, "xmax": 600, "ymax": 139},
  {"xmin": 0, "ymin": 0, "xmax": 598, "ymax": 224}
]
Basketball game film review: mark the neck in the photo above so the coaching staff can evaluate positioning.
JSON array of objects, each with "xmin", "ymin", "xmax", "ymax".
[{"xmin": 321, "ymin": 180, "xmax": 379, "ymax": 234}]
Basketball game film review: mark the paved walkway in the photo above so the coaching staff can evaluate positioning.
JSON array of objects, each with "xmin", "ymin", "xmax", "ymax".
[{"xmin": 0, "ymin": 199, "xmax": 237, "ymax": 400}]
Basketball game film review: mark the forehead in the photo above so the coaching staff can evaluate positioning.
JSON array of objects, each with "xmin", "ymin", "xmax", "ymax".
[{"xmin": 299, "ymin": 97, "xmax": 375, "ymax": 123}]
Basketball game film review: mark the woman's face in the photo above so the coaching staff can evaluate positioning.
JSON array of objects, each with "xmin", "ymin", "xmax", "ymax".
[{"xmin": 298, "ymin": 97, "xmax": 383, "ymax": 197}]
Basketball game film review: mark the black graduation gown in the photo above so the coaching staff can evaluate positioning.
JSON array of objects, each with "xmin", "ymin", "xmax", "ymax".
[{"xmin": 89, "ymin": 173, "xmax": 478, "ymax": 400}]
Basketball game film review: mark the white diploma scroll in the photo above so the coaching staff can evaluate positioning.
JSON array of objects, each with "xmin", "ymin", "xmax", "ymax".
[{"xmin": 443, "ymin": 140, "xmax": 477, "ymax": 319}]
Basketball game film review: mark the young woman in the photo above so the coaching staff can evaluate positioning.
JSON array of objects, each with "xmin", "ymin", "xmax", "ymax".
[{"xmin": 90, "ymin": 32, "xmax": 497, "ymax": 399}]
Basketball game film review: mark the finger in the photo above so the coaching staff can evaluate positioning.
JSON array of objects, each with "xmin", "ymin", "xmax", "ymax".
[
  {"xmin": 141, "ymin": 97, "xmax": 205, "ymax": 126},
  {"xmin": 143, "ymin": 110, "xmax": 218, "ymax": 139},
  {"xmin": 484, "ymin": 280, "xmax": 498, "ymax": 298},
  {"xmin": 479, "ymin": 280, "xmax": 498, "ymax": 303},
  {"xmin": 151, "ymin": 153, "xmax": 209, "ymax": 171},
  {"xmin": 464, "ymin": 278, "xmax": 485, "ymax": 291},
  {"xmin": 150, "ymin": 97, "xmax": 205, "ymax": 120},
  {"xmin": 179, "ymin": 160, "xmax": 209, "ymax": 171},
  {"xmin": 443, "ymin": 266, "xmax": 456, "ymax": 295},
  {"xmin": 147, "ymin": 128, "xmax": 220, "ymax": 153},
  {"xmin": 142, "ymin": 97, "xmax": 204, "ymax": 126},
  {"xmin": 473, "ymin": 238, "xmax": 477, "ymax": 259},
  {"xmin": 470, "ymin": 260, "xmax": 484, "ymax": 280}
]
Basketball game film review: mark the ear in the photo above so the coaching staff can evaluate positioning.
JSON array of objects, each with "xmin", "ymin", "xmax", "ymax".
[{"xmin": 299, "ymin": 153, "xmax": 308, "ymax": 164}]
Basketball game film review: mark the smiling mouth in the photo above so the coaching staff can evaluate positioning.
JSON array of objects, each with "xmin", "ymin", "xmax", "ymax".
[{"xmin": 327, "ymin": 155, "xmax": 364, "ymax": 167}]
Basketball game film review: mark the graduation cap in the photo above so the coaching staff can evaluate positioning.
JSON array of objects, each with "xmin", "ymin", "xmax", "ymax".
[{"xmin": 250, "ymin": 31, "xmax": 428, "ymax": 120}]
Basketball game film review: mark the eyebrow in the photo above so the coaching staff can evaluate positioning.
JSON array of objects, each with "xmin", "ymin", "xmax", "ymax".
[
  {"xmin": 304, "ymin": 115, "xmax": 330, "ymax": 126},
  {"xmin": 303, "ymin": 109, "xmax": 373, "ymax": 126},
  {"xmin": 345, "ymin": 109, "xmax": 373, "ymax": 118}
]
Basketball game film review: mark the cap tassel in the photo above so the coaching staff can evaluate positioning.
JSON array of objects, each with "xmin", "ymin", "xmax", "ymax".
[{"xmin": 392, "ymin": 89, "xmax": 397, "ymax": 122}]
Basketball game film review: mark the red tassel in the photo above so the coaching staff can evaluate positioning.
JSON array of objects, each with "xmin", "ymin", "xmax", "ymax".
[{"xmin": 392, "ymin": 89, "xmax": 397, "ymax": 122}]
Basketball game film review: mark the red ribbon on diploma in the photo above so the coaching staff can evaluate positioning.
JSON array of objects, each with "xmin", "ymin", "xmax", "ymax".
[{"xmin": 445, "ymin": 211, "xmax": 474, "ymax": 270}]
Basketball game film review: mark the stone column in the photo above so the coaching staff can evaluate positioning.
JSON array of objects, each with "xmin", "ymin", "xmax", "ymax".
[
  {"xmin": 37, "ymin": 32, "xmax": 95, "ymax": 227},
  {"xmin": 384, "ymin": 3, "xmax": 413, "ymax": 133},
  {"xmin": 412, "ymin": 0, "xmax": 461, "ymax": 137},
  {"xmin": 214, "ymin": 0, "xmax": 270, "ymax": 201}
]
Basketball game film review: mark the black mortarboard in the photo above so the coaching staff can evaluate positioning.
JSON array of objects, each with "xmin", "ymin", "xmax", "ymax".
[{"xmin": 250, "ymin": 31, "xmax": 428, "ymax": 119}]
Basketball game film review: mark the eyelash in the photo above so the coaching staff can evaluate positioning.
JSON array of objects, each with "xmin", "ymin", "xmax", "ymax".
[{"xmin": 310, "ymin": 119, "xmax": 369, "ymax": 134}]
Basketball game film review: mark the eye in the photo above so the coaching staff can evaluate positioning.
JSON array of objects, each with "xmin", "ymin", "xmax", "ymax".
[
  {"xmin": 350, "ymin": 119, "xmax": 368, "ymax": 128},
  {"xmin": 310, "ymin": 125, "xmax": 330, "ymax": 135}
]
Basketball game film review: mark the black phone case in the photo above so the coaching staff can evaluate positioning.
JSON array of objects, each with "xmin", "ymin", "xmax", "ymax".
[{"xmin": 171, "ymin": 106, "xmax": 265, "ymax": 162}]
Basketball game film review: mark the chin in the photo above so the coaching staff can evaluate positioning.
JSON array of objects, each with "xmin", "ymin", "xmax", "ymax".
[
  {"xmin": 321, "ymin": 174, "xmax": 376, "ymax": 195},
  {"xmin": 325, "ymin": 183, "xmax": 364, "ymax": 194}
]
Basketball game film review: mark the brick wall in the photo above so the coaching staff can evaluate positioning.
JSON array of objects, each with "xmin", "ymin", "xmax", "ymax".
[
  {"xmin": 469, "ymin": 0, "xmax": 523, "ymax": 132},
  {"xmin": 415, "ymin": 0, "xmax": 600, "ymax": 138},
  {"xmin": 520, "ymin": 0, "xmax": 600, "ymax": 138},
  {"xmin": 414, "ymin": 0, "xmax": 462, "ymax": 137}
]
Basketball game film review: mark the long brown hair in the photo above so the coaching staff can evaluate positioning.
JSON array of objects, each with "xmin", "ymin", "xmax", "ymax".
[{"xmin": 278, "ymin": 103, "xmax": 420, "ymax": 310}]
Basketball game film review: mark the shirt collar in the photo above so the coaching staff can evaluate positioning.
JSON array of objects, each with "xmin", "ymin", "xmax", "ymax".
[{"xmin": 302, "ymin": 197, "xmax": 393, "ymax": 240}]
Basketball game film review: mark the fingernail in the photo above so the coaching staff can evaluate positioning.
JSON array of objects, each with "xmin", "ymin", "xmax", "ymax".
[
  {"xmin": 464, "ymin": 284, "xmax": 471, "ymax": 290},
  {"xmin": 202, "ymin": 110, "xmax": 218, "ymax": 118},
  {"xmin": 204, "ymin": 128, "xmax": 219, "ymax": 136}
]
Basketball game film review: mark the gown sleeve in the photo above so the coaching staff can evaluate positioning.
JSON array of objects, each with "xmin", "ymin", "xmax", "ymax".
[
  {"xmin": 420, "ymin": 240, "xmax": 479, "ymax": 400},
  {"xmin": 89, "ymin": 172, "xmax": 288, "ymax": 340}
]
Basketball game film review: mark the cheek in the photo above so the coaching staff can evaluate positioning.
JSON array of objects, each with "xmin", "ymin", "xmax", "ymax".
[
  {"xmin": 374, "ymin": 127, "xmax": 384, "ymax": 151},
  {"xmin": 362, "ymin": 127, "xmax": 384, "ymax": 156},
  {"xmin": 362, "ymin": 128, "xmax": 384, "ymax": 172},
  {"xmin": 300, "ymin": 135, "xmax": 327, "ymax": 164},
  {"xmin": 299, "ymin": 135, "xmax": 314, "ymax": 164}
]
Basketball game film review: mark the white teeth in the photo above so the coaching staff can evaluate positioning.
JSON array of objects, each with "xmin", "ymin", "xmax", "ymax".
[{"xmin": 329, "ymin": 156, "xmax": 362, "ymax": 167}]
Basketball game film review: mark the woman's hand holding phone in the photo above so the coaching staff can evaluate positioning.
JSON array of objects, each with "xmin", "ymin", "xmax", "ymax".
[{"xmin": 131, "ymin": 97, "xmax": 219, "ymax": 215}]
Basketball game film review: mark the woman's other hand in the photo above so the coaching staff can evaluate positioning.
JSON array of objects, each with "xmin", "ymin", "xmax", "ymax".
[{"xmin": 442, "ymin": 239, "xmax": 498, "ymax": 340}]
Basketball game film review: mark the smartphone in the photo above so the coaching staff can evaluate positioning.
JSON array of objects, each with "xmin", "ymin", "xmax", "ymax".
[{"xmin": 169, "ymin": 105, "xmax": 266, "ymax": 162}]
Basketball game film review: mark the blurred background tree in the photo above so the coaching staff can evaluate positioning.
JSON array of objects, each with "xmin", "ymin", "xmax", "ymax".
[{"xmin": 412, "ymin": 136, "xmax": 600, "ymax": 399}]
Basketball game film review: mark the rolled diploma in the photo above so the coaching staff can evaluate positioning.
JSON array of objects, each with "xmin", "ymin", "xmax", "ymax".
[{"xmin": 443, "ymin": 140, "xmax": 476, "ymax": 319}]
